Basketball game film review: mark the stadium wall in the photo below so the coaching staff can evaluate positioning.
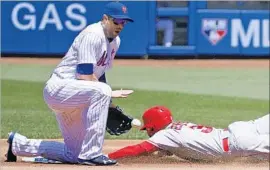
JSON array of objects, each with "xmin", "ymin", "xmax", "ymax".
[{"xmin": 1, "ymin": 1, "xmax": 269, "ymax": 58}]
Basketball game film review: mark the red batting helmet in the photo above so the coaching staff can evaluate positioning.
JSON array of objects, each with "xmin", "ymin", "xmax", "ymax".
[{"xmin": 140, "ymin": 106, "xmax": 173, "ymax": 133}]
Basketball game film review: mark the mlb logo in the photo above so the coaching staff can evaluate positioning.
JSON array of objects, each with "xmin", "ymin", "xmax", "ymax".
[{"xmin": 202, "ymin": 19, "xmax": 227, "ymax": 45}]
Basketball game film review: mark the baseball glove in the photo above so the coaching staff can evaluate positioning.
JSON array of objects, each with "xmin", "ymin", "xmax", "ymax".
[{"xmin": 106, "ymin": 106, "xmax": 133, "ymax": 136}]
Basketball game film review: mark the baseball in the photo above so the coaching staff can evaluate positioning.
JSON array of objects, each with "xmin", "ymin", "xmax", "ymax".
[{"xmin": 131, "ymin": 119, "xmax": 142, "ymax": 128}]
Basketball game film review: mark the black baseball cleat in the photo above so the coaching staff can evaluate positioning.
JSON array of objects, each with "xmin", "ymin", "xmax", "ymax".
[
  {"xmin": 5, "ymin": 132, "xmax": 17, "ymax": 162},
  {"xmin": 78, "ymin": 155, "xmax": 117, "ymax": 166}
]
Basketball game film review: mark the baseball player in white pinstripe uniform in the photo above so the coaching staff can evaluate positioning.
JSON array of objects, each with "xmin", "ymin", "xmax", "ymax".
[{"xmin": 6, "ymin": 2, "xmax": 133, "ymax": 166}]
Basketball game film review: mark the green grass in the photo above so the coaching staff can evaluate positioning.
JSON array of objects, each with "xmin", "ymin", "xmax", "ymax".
[
  {"xmin": 1, "ymin": 79, "xmax": 268, "ymax": 139},
  {"xmin": 2, "ymin": 64, "xmax": 269, "ymax": 99}
]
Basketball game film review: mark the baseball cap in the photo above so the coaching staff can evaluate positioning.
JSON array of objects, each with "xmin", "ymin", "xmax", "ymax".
[{"xmin": 104, "ymin": 2, "xmax": 134, "ymax": 22}]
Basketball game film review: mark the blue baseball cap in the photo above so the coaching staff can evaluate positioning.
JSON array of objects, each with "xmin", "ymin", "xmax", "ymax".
[{"xmin": 104, "ymin": 2, "xmax": 134, "ymax": 22}]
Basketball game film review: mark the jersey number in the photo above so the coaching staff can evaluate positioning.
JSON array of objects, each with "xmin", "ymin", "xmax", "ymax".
[{"xmin": 170, "ymin": 122, "xmax": 213, "ymax": 133}]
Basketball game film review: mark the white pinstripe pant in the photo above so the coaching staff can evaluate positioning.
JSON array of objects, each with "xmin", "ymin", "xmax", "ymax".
[{"xmin": 11, "ymin": 75, "xmax": 112, "ymax": 163}]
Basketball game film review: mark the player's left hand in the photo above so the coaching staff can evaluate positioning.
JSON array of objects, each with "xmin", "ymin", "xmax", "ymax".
[
  {"xmin": 111, "ymin": 89, "xmax": 133, "ymax": 98},
  {"xmin": 106, "ymin": 106, "xmax": 133, "ymax": 136}
]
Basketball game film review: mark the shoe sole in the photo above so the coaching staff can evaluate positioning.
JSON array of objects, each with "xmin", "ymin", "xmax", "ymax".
[
  {"xmin": 78, "ymin": 161, "xmax": 96, "ymax": 166},
  {"xmin": 78, "ymin": 159, "xmax": 117, "ymax": 166},
  {"xmin": 79, "ymin": 162, "xmax": 118, "ymax": 166}
]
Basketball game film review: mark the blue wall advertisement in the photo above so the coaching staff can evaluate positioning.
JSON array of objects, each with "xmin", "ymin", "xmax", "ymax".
[
  {"xmin": 1, "ymin": 2, "xmax": 269, "ymax": 56},
  {"xmin": 2, "ymin": 1, "xmax": 149, "ymax": 56},
  {"xmin": 197, "ymin": 10, "xmax": 269, "ymax": 56}
]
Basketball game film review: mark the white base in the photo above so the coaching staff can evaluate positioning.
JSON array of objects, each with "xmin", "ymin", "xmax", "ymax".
[{"xmin": 21, "ymin": 157, "xmax": 62, "ymax": 164}]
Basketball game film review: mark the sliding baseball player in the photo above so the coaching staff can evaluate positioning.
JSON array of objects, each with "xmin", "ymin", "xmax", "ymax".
[{"xmin": 109, "ymin": 106, "xmax": 269, "ymax": 161}]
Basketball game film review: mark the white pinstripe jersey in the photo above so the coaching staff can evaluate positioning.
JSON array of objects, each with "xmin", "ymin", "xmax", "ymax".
[{"xmin": 52, "ymin": 22, "xmax": 120, "ymax": 79}]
